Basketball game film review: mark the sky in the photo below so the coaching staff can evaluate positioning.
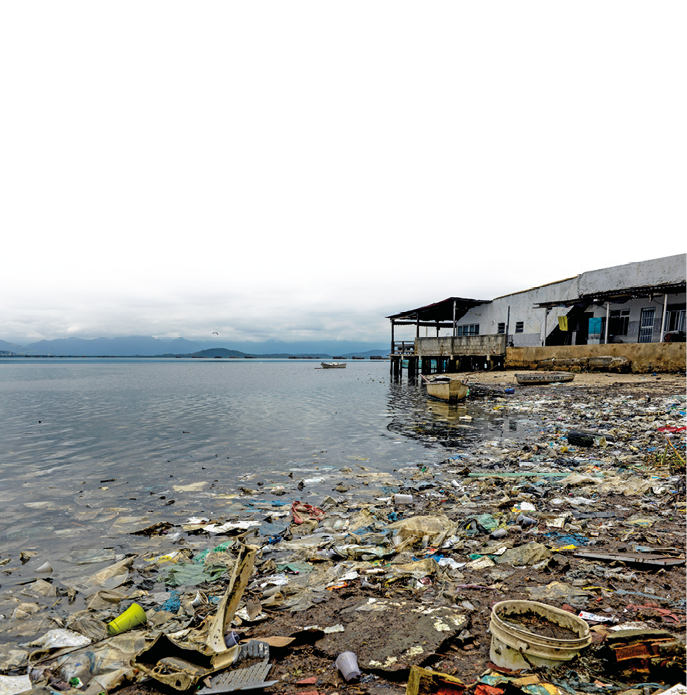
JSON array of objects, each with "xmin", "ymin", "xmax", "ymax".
[{"xmin": 1, "ymin": 2, "xmax": 685, "ymax": 347}]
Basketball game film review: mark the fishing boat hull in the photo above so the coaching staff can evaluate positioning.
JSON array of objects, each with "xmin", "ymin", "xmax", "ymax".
[
  {"xmin": 321, "ymin": 362, "xmax": 346, "ymax": 369},
  {"xmin": 515, "ymin": 372, "xmax": 574, "ymax": 385},
  {"xmin": 425, "ymin": 378, "xmax": 469, "ymax": 402}
]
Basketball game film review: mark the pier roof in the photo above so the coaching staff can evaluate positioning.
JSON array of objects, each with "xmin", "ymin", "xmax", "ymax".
[{"xmin": 386, "ymin": 297, "xmax": 489, "ymax": 326}]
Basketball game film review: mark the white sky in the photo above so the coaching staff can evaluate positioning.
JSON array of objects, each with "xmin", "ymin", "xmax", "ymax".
[{"xmin": 1, "ymin": 2, "xmax": 685, "ymax": 345}]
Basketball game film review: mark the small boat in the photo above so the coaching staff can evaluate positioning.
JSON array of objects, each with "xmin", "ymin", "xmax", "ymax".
[
  {"xmin": 321, "ymin": 362, "xmax": 346, "ymax": 369},
  {"xmin": 515, "ymin": 372, "xmax": 574, "ymax": 385},
  {"xmin": 422, "ymin": 375, "xmax": 469, "ymax": 402}
]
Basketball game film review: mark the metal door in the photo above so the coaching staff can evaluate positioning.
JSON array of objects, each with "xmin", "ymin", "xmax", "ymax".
[{"xmin": 639, "ymin": 308, "xmax": 655, "ymax": 343}]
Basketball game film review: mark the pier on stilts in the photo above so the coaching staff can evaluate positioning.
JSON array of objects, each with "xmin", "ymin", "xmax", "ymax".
[{"xmin": 387, "ymin": 297, "xmax": 507, "ymax": 378}]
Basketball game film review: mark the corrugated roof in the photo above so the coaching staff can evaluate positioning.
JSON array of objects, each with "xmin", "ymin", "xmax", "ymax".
[{"xmin": 386, "ymin": 297, "xmax": 489, "ymax": 323}]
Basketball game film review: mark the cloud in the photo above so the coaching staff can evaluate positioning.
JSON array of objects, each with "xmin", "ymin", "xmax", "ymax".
[{"xmin": 0, "ymin": 3, "xmax": 684, "ymax": 343}]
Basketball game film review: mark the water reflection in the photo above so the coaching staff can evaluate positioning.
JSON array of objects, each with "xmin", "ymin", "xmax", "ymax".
[
  {"xmin": 0, "ymin": 360, "xmax": 538, "ymax": 576},
  {"xmin": 385, "ymin": 376, "xmax": 533, "ymax": 450}
]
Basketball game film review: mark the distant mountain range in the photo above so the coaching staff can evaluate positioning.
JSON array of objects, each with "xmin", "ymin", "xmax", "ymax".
[{"xmin": 0, "ymin": 336, "xmax": 389, "ymax": 358}]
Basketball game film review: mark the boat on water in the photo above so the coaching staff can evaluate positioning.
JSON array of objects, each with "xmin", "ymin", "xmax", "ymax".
[
  {"xmin": 515, "ymin": 372, "xmax": 574, "ymax": 385},
  {"xmin": 321, "ymin": 362, "xmax": 346, "ymax": 369},
  {"xmin": 422, "ymin": 375, "xmax": 469, "ymax": 402}
]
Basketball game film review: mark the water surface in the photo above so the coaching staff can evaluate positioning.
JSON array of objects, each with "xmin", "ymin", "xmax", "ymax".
[{"xmin": 0, "ymin": 358, "xmax": 535, "ymax": 576}]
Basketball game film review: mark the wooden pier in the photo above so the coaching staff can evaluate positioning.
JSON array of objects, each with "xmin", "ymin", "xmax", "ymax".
[{"xmin": 387, "ymin": 297, "xmax": 506, "ymax": 377}]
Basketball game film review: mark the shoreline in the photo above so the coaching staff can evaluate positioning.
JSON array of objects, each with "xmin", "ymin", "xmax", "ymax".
[{"xmin": 1, "ymin": 372, "xmax": 685, "ymax": 694}]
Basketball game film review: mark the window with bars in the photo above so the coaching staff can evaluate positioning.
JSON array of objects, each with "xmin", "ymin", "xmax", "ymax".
[
  {"xmin": 515, "ymin": 321, "xmax": 524, "ymax": 333},
  {"xmin": 457, "ymin": 324, "xmax": 480, "ymax": 336},
  {"xmin": 639, "ymin": 307, "xmax": 655, "ymax": 343},
  {"xmin": 497, "ymin": 323, "xmax": 505, "ymax": 334}
]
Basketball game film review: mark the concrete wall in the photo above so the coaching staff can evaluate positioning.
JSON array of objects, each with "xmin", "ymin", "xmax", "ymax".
[
  {"xmin": 416, "ymin": 335, "xmax": 507, "ymax": 357},
  {"xmin": 506, "ymin": 343, "xmax": 686, "ymax": 373}
]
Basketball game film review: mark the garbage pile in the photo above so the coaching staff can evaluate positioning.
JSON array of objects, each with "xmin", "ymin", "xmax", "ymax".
[{"xmin": 0, "ymin": 376, "xmax": 685, "ymax": 695}]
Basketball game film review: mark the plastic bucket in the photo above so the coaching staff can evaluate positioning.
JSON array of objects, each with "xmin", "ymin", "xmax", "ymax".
[{"xmin": 489, "ymin": 600, "xmax": 591, "ymax": 670}]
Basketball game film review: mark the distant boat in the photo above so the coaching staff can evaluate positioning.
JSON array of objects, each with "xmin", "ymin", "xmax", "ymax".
[
  {"xmin": 422, "ymin": 375, "xmax": 469, "ymax": 402},
  {"xmin": 515, "ymin": 372, "xmax": 574, "ymax": 385},
  {"xmin": 321, "ymin": 362, "xmax": 346, "ymax": 369},
  {"xmin": 352, "ymin": 356, "xmax": 365, "ymax": 360}
]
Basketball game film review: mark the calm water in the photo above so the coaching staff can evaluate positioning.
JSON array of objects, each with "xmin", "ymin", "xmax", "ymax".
[{"xmin": 0, "ymin": 358, "xmax": 534, "ymax": 575}]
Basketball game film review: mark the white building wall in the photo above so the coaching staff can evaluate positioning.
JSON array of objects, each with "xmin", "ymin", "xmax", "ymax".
[
  {"xmin": 456, "ymin": 277, "xmax": 580, "ymax": 347},
  {"xmin": 449, "ymin": 255, "xmax": 685, "ymax": 346}
]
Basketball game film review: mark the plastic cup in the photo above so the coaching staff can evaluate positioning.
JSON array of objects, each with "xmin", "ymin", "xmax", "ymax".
[
  {"xmin": 516, "ymin": 514, "xmax": 537, "ymax": 528},
  {"xmin": 335, "ymin": 651, "xmax": 361, "ymax": 681},
  {"xmin": 224, "ymin": 631, "xmax": 241, "ymax": 648},
  {"xmin": 106, "ymin": 603, "xmax": 147, "ymax": 636},
  {"xmin": 394, "ymin": 494, "xmax": 413, "ymax": 505}
]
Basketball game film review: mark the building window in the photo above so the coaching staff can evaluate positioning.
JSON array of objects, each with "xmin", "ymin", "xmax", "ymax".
[
  {"xmin": 497, "ymin": 323, "xmax": 505, "ymax": 334},
  {"xmin": 515, "ymin": 321, "xmax": 524, "ymax": 333},
  {"xmin": 457, "ymin": 324, "xmax": 480, "ymax": 336},
  {"xmin": 667, "ymin": 306, "xmax": 685, "ymax": 332},
  {"xmin": 609, "ymin": 310, "xmax": 630, "ymax": 336}
]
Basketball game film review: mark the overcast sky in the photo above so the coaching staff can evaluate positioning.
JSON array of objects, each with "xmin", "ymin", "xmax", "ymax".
[{"xmin": 1, "ymin": 2, "xmax": 684, "ymax": 346}]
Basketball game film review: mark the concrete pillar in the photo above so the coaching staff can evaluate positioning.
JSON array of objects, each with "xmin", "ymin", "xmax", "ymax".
[
  {"xmin": 604, "ymin": 302, "xmax": 610, "ymax": 344},
  {"xmin": 660, "ymin": 294, "xmax": 668, "ymax": 341},
  {"xmin": 392, "ymin": 355, "xmax": 401, "ymax": 377},
  {"xmin": 407, "ymin": 356, "xmax": 418, "ymax": 378}
]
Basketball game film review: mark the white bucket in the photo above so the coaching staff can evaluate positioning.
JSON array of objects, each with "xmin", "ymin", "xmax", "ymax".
[{"xmin": 489, "ymin": 600, "xmax": 591, "ymax": 670}]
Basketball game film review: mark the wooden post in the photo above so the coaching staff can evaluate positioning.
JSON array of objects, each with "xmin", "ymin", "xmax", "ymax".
[{"xmin": 390, "ymin": 320, "xmax": 395, "ymax": 374}]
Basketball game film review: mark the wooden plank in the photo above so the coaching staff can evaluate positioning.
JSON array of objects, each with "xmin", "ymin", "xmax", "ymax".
[
  {"xmin": 574, "ymin": 551, "xmax": 685, "ymax": 567},
  {"xmin": 406, "ymin": 666, "xmax": 465, "ymax": 695}
]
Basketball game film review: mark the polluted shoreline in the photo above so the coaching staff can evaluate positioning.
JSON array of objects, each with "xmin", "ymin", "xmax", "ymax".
[{"xmin": 0, "ymin": 371, "xmax": 685, "ymax": 695}]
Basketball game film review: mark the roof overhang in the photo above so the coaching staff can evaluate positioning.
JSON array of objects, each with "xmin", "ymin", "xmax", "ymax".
[
  {"xmin": 387, "ymin": 297, "xmax": 489, "ymax": 326},
  {"xmin": 534, "ymin": 282, "xmax": 686, "ymax": 309}
]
